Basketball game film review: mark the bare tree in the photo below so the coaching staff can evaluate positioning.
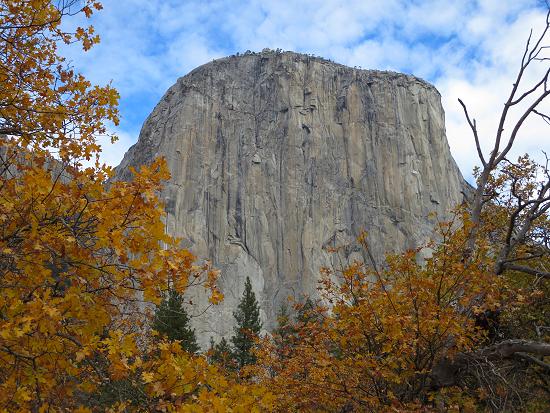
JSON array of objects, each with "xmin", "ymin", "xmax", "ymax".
[
  {"xmin": 459, "ymin": 7, "xmax": 550, "ymax": 278},
  {"xmin": 434, "ymin": 6, "xmax": 550, "ymax": 403}
]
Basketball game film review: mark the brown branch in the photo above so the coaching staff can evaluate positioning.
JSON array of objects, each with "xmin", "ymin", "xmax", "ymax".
[
  {"xmin": 501, "ymin": 263, "xmax": 550, "ymax": 279},
  {"xmin": 458, "ymin": 98, "xmax": 487, "ymax": 167},
  {"xmin": 477, "ymin": 339, "xmax": 550, "ymax": 359},
  {"xmin": 510, "ymin": 68, "xmax": 550, "ymax": 105},
  {"xmin": 533, "ymin": 108, "xmax": 550, "ymax": 125},
  {"xmin": 495, "ymin": 88, "xmax": 550, "ymax": 165},
  {"xmin": 500, "ymin": 252, "xmax": 546, "ymax": 264},
  {"xmin": 515, "ymin": 352, "xmax": 550, "ymax": 372},
  {"xmin": 432, "ymin": 339, "xmax": 550, "ymax": 387}
]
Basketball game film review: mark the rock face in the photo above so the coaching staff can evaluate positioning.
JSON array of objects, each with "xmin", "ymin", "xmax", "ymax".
[{"xmin": 116, "ymin": 51, "xmax": 468, "ymax": 347}]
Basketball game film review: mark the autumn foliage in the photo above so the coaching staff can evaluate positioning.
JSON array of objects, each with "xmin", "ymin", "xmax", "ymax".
[
  {"xmin": 0, "ymin": 1, "xmax": 271, "ymax": 411},
  {"xmin": 252, "ymin": 153, "xmax": 549, "ymax": 411},
  {"xmin": 1, "ymin": 1, "xmax": 549, "ymax": 412},
  {"xmin": 253, "ymin": 219, "xmax": 497, "ymax": 411}
]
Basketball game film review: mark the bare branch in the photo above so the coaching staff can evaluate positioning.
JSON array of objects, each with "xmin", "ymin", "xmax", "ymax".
[
  {"xmin": 533, "ymin": 108, "xmax": 550, "ymax": 125},
  {"xmin": 496, "ymin": 88, "xmax": 550, "ymax": 165},
  {"xmin": 432, "ymin": 339, "xmax": 550, "ymax": 388},
  {"xmin": 491, "ymin": 8, "xmax": 550, "ymax": 167},
  {"xmin": 502, "ymin": 263, "xmax": 550, "ymax": 279},
  {"xmin": 515, "ymin": 352, "xmax": 550, "ymax": 372},
  {"xmin": 500, "ymin": 252, "xmax": 547, "ymax": 264},
  {"xmin": 477, "ymin": 339, "xmax": 550, "ymax": 359},
  {"xmin": 458, "ymin": 98, "xmax": 487, "ymax": 167},
  {"xmin": 510, "ymin": 68, "xmax": 550, "ymax": 106}
]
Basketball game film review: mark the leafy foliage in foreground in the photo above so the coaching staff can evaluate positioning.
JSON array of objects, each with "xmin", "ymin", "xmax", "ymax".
[
  {"xmin": 256, "ymin": 212, "xmax": 548, "ymax": 411},
  {"xmin": 1, "ymin": 0, "xmax": 548, "ymax": 412},
  {"xmin": 0, "ymin": 1, "xmax": 272, "ymax": 411},
  {"xmin": 255, "ymin": 221, "xmax": 500, "ymax": 411}
]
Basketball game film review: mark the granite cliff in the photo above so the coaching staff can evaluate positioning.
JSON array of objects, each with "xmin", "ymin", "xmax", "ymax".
[{"xmin": 116, "ymin": 50, "xmax": 469, "ymax": 347}]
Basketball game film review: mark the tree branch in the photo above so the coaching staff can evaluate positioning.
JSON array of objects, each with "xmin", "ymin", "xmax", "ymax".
[
  {"xmin": 458, "ymin": 98, "xmax": 487, "ymax": 167},
  {"xmin": 515, "ymin": 352, "xmax": 550, "ymax": 372},
  {"xmin": 432, "ymin": 339, "xmax": 550, "ymax": 388},
  {"xmin": 502, "ymin": 263, "xmax": 550, "ymax": 279},
  {"xmin": 477, "ymin": 339, "xmax": 550, "ymax": 359}
]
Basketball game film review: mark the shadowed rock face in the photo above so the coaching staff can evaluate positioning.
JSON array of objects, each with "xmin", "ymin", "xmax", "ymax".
[{"xmin": 116, "ymin": 51, "xmax": 468, "ymax": 347}]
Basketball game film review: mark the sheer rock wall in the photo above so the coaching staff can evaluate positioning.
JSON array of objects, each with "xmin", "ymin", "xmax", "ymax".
[{"xmin": 116, "ymin": 51, "xmax": 468, "ymax": 347}]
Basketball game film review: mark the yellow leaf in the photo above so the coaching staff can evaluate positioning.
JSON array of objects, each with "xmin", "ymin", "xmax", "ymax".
[{"xmin": 142, "ymin": 372, "xmax": 155, "ymax": 384}]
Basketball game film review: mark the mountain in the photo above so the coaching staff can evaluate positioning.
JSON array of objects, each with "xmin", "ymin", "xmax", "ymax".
[{"xmin": 115, "ymin": 50, "xmax": 469, "ymax": 347}]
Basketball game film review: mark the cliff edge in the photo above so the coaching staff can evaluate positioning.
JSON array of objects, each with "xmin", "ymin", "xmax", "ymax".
[{"xmin": 116, "ymin": 51, "xmax": 469, "ymax": 346}]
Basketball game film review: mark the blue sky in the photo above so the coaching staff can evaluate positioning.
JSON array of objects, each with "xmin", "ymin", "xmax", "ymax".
[{"xmin": 63, "ymin": 0, "xmax": 550, "ymax": 179}]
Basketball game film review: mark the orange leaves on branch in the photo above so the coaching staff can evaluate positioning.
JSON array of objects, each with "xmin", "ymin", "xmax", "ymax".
[
  {"xmin": 0, "ymin": 2, "xmax": 239, "ymax": 411},
  {"xmin": 0, "ymin": 141, "xmax": 232, "ymax": 411},
  {"xmin": 255, "ymin": 214, "xmax": 505, "ymax": 411},
  {"xmin": 0, "ymin": 0, "xmax": 118, "ymax": 163},
  {"xmin": 130, "ymin": 341, "xmax": 274, "ymax": 412}
]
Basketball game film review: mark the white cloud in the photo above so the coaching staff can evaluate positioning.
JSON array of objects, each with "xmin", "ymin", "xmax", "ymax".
[
  {"xmin": 62, "ymin": 0, "xmax": 549, "ymax": 176},
  {"xmin": 438, "ymin": 7, "xmax": 550, "ymax": 180},
  {"xmin": 96, "ymin": 130, "xmax": 136, "ymax": 168},
  {"xmin": 165, "ymin": 34, "xmax": 225, "ymax": 76}
]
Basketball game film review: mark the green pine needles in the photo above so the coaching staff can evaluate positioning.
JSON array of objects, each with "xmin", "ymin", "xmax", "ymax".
[
  {"xmin": 208, "ymin": 336, "xmax": 236, "ymax": 370},
  {"xmin": 152, "ymin": 289, "xmax": 199, "ymax": 354},
  {"xmin": 231, "ymin": 276, "xmax": 262, "ymax": 368},
  {"xmin": 153, "ymin": 278, "xmax": 262, "ymax": 371}
]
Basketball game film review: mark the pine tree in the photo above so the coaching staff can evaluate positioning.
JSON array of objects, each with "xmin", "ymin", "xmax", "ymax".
[
  {"xmin": 273, "ymin": 303, "xmax": 292, "ymax": 341},
  {"xmin": 272, "ymin": 299, "xmax": 321, "ymax": 357},
  {"xmin": 231, "ymin": 277, "xmax": 262, "ymax": 368},
  {"xmin": 152, "ymin": 289, "xmax": 199, "ymax": 354},
  {"xmin": 208, "ymin": 337, "xmax": 236, "ymax": 370}
]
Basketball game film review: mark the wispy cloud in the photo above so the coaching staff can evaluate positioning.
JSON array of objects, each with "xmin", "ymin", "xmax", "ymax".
[{"xmin": 64, "ymin": 0, "xmax": 549, "ymax": 180}]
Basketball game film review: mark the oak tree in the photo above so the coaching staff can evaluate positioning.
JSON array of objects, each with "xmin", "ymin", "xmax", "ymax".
[
  {"xmin": 254, "ymin": 7, "xmax": 550, "ymax": 412},
  {"xmin": 0, "ymin": 1, "xmax": 274, "ymax": 411}
]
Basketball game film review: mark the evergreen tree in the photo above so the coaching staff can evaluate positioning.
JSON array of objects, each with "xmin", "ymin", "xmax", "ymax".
[
  {"xmin": 272, "ymin": 298, "xmax": 321, "ymax": 357},
  {"xmin": 231, "ymin": 277, "xmax": 262, "ymax": 368},
  {"xmin": 295, "ymin": 297, "xmax": 319, "ymax": 325},
  {"xmin": 152, "ymin": 289, "xmax": 199, "ymax": 354},
  {"xmin": 273, "ymin": 303, "xmax": 292, "ymax": 341},
  {"xmin": 208, "ymin": 337, "xmax": 236, "ymax": 370}
]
